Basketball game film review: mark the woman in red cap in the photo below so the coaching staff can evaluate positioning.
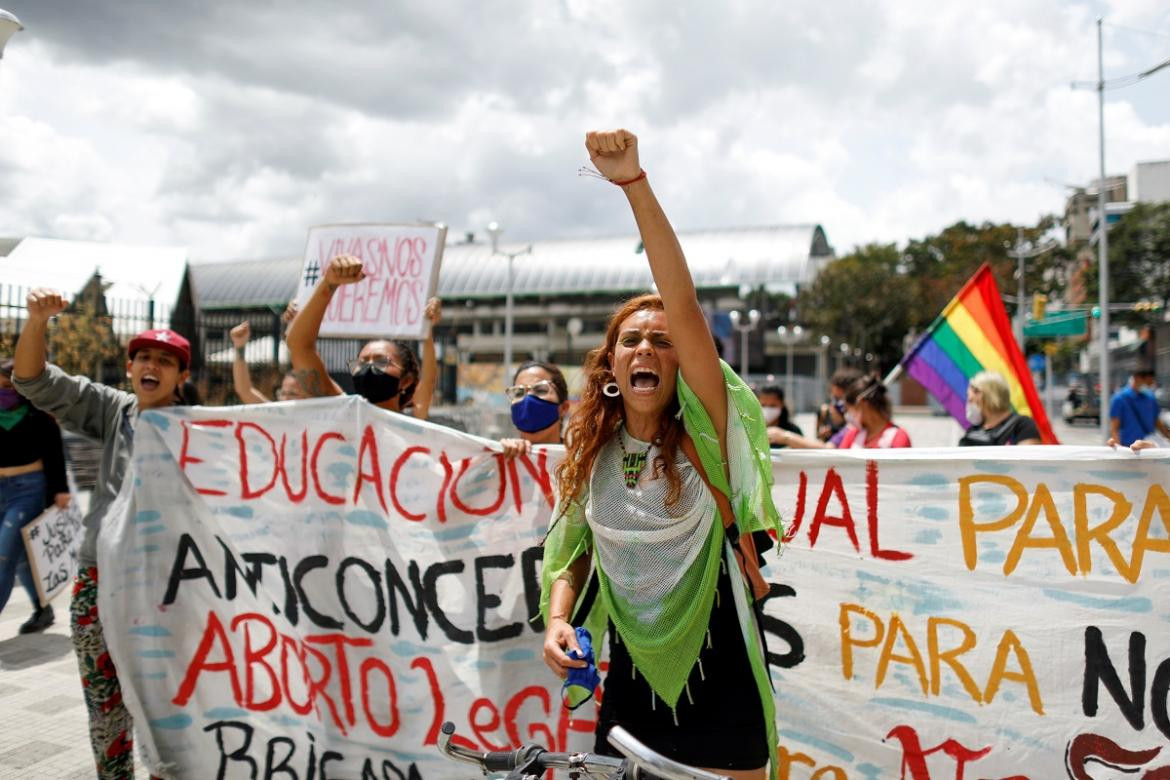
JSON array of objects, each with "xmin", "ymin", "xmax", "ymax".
[{"xmin": 12, "ymin": 288, "xmax": 188, "ymax": 780}]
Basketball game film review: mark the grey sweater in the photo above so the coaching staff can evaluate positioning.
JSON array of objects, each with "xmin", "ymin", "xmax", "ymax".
[{"xmin": 14, "ymin": 364, "xmax": 138, "ymax": 567}]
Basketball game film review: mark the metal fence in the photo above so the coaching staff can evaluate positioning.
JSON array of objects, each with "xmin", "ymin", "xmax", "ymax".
[{"xmin": 1, "ymin": 283, "xmax": 326, "ymax": 405}]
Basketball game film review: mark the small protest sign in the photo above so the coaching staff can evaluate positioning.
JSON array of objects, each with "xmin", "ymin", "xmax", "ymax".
[
  {"xmin": 294, "ymin": 223, "xmax": 446, "ymax": 339},
  {"xmin": 21, "ymin": 498, "xmax": 83, "ymax": 606}
]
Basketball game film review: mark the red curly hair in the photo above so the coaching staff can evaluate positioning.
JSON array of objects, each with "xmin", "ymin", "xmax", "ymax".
[{"xmin": 556, "ymin": 294, "xmax": 686, "ymax": 510}]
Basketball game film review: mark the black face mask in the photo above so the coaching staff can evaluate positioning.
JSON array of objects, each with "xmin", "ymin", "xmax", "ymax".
[{"xmin": 352, "ymin": 364, "xmax": 401, "ymax": 404}]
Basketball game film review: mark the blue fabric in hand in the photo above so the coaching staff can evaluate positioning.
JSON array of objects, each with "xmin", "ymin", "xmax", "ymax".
[{"xmin": 561, "ymin": 626, "xmax": 601, "ymax": 710}]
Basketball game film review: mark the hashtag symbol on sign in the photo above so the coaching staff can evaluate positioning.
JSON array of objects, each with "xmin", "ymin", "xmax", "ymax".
[{"xmin": 303, "ymin": 260, "xmax": 320, "ymax": 285}]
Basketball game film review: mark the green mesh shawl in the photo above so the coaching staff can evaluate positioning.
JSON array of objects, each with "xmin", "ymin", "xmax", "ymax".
[{"xmin": 540, "ymin": 361, "xmax": 783, "ymax": 771}]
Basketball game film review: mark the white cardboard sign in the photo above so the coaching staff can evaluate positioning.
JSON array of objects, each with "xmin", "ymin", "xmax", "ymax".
[
  {"xmin": 294, "ymin": 223, "xmax": 446, "ymax": 339},
  {"xmin": 22, "ymin": 498, "xmax": 83, "ymax": 606}
]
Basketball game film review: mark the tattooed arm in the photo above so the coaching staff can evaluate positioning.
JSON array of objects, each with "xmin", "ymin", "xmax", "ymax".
[
  {"xmin": 285, "ymin": 256, "xmax": 365, "ymax": 398},
  {"xmin": 287, "ymin": 367, "xmax": 329, "ymax": 399}
]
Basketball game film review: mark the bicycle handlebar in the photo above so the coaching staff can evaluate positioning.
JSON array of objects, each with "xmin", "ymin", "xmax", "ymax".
[
  {"xmin": 437, "ymin": 721, "xmax": 730, "ymax": 780},
  {"xmin": 437, "ymin": 722, "xmax": 538, "ymax": 774},
  {"xmin": 605, "ymin": 726, "xmax": 730, "ymax": 780}
]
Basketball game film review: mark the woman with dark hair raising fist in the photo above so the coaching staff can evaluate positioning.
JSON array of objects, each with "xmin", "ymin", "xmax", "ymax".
[
  {"xmin": 539, "ymin": 130, "xmax": 782, "ymax": 779},
  {"xmin": 286, "ymin": 256, "xmax": 442, "ymax": 419}
]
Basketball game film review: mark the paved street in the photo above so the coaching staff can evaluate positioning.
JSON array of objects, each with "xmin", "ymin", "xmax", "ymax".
[
  {"xmin": 0, "ymin": 411, "xmax": 1119, "ymax": 778},
  {"xmin": 0, "ymin": 598, "xmax": 154, "ymax": 779}
]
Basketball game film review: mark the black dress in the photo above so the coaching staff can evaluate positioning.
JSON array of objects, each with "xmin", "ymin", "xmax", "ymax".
[
  {"xmin": 592, "ymin": 565, "xmax": 769, "ymax": 769},
  {"xmin": 959, "ymin": 413, "xmax": 1040, "ymax": 446}
]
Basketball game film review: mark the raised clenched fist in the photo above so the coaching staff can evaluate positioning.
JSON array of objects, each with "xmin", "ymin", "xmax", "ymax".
[
  {"xmin": 585, "ymin": 129, "xmax": 641, "ymax": 184},
  {"xmin": 229, "ymin": 321, "xmax": 251, "ymax": 349},
  {"xmin": 424, "ymin": 297, "xmax": 442, "ymax": 326},
  {"xmin": 324, "ymin": 255, "xmax": 366, "ymax": 287},
  {"xmin": 26, "ymin": 288, "xmax": 67, "ymax": 321}
]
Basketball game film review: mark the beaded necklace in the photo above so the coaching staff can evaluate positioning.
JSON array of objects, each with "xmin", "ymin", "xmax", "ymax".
[{"xmin": 618, "ymin": 426, "xmax": 654, "ymax": 489}]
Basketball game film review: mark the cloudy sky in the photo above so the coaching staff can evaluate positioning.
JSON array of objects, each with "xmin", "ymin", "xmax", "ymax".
[{"xmin": 0, "ymin": 1, "xmax": 1167, "ymax": 262}]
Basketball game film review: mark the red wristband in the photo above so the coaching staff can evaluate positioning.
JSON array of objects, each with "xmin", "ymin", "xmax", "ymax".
[{"xmin": 610, "ymin": 169, "xmax": 647, "ymax": 187}]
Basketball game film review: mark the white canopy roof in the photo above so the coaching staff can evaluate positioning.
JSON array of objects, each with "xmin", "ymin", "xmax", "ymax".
[
  {"xmin": 438, "ymin": 224, "xmax": 832, "ymax": 298},
  {"xmin": 0, "ymin": 237, "xmax": 188, "ymax": 329},
  {"xmin": 205, "ymin": 336, "xmax": 290, "ymax": 365}
]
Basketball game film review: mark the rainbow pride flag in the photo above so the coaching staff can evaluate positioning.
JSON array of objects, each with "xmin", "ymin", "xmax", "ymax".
[{"xmin": 897, "ymin": 263, "xmax": 1058, "ymax": 443}]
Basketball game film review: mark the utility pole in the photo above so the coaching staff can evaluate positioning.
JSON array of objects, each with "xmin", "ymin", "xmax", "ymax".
[
  {"xmin": 1094, "ymin": 16, "xmax": 1111, "ymax": 442},
  {"xmin": 1007, "ymin": 229, "xmax": 1057, "ymax": 352},
  {"xmin": 1011, "ymin": 228, "xmax": 1027, "ymax": 348},
  {"xmin": 1070, "ymin": 18, "xmax": 1170, "ymax": 439}
]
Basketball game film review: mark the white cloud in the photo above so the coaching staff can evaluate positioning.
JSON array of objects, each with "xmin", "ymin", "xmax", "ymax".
[{"xmin": 0, "ymin": 0, "xmax": 1166, "ymax": 266}]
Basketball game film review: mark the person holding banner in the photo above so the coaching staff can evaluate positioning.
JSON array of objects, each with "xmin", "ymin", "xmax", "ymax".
[
  {"xmin": 1109, "ymin": 368, "xmax": 1170, "ymax": 447},
  {"xmin": 776, "ymin": 374, "xmax": 911, "ymax": 450},
  {"xmin": 12, "ymin": 290, "xmax": 186, "ymax": 780},
  {"xmin": 958, "ymin": 371, "xmax": 1041, "ymax": 446},
  {"xmin": 228, "ymin": 320, "xmax": 308, "ymax": 404},
  {"xmin": 0, "ymin": 359, "xmax": 70, "ymax": 633},
  {"xmin": 499, "ymin": 360, "xmax": 570, "ymax": 458},
  {"xmin": 541, "ymin": 129, "xmax": 782, "ymax": 779},
  {"xmin": 287, "ymin": 259, "xmax": 442, "ymax": 419},
  {"xmin": 815, "ymin": 367, "xmax": 861, "ymax": 443},
  {"xmin": 757, "ymin": 384, "xmax": 803, "ymax": 449}
]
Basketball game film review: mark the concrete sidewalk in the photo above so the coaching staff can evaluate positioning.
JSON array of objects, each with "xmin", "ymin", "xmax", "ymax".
[{"xmin": 0, "ymin": 589, "xmax": 151, "ymax": 779}]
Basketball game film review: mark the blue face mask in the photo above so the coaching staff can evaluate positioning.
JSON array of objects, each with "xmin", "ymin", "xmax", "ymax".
[
  {"xmin": 1140, "ymin": 386, "xmax": 1156, "ymax": 397},
  {"xmin": 511, "ymin": 394, "xmax": 561, "ymax": 433}
]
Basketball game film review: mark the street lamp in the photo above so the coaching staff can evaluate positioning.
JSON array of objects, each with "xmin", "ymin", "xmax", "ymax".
[
  {"xmin": 817, "ymin": 334, "xmax": 831, "ymax": 389},
  {"xmin": 566, "ymin": 316, "xmax": 583, "ymax": 363},
  {"xmin": 485, "ymin": 221, "xmax": 531, "ymax": 382},
  {"xmin": 777, "ymin": 324, "xmax": 805, "ymax": 406},
  {"xmin": 0, "ymin": 9, "xmax": 23, "ymax": 59},
  {"xmin": 728, "ymin": 308, "xmax": 760, "ymax": 378}
]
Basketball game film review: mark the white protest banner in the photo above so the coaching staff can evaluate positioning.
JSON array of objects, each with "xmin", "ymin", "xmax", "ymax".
[
  {"xmin": 101, "ymin": 397, "xmax": 565, "ymax": 780},
  {"xmin": 768, "ymin": 448, "xmax": 1170, "ymax": 779},
  {"xmin": 99, "ymin": 400, "xmax": 1170, "ymax": 779},
  {"xmin": 294, "ymin": 223, "xmax": 447, "ymax": 339},
  {"xmin": 22, "ymin": 496, "xmax": 83, "ymax": 606}
]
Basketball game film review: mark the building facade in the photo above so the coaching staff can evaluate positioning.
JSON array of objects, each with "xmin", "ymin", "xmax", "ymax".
[{"xmin": 183, "ymin": 224, "xmax": 836, "ymax": 405}]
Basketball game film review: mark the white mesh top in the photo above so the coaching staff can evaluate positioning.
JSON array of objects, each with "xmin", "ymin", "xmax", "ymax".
[{"xmin": 586, "ymin": 428, "xmax": 716, "ymax": 613}]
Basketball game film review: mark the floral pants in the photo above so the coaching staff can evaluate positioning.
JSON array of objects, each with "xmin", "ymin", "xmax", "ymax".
[{"xmin": 71, "ymin": 566, "xmax": 152, "ymax": 780}]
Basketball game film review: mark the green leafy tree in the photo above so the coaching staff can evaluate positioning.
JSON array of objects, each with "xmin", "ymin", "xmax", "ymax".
[
  {"xmin": 48, "ymin": 274, "xmax": 124, "ymax": 382},
  {"xmin": 801, "ymin": 243, "xmax": 911, "ymax": 372},
  {"xmin": 900, "ymin": 219, "xmax": 1069, "ymax": 328},
  {"xmin": 1083, "ymin": 202, "xmax": 1170, "ymax": 326},
  {"xmin": 807, "ymin": 218, "xmax": 1074, "ymax": 372}
]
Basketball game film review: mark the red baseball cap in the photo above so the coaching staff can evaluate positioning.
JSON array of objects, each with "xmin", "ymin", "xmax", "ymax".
[{"xmin": 128, "ymin": 329, "xmax": 191, "ymax": 370}]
